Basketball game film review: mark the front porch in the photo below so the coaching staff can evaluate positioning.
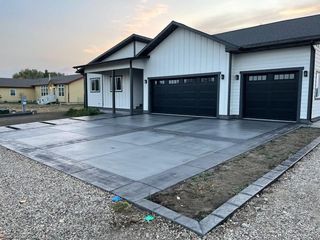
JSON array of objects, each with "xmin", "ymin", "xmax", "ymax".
[{"xmin": 85, "ymin": 64, "xmax": 144, "ymax": 115}]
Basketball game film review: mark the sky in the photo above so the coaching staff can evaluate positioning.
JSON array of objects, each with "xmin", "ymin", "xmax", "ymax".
[{"xmin": 0, "ymin": 0, "xmax": 319, "ymax": 77}]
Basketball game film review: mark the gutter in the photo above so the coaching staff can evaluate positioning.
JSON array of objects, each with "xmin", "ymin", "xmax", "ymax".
[{"xmin": 308, "ymin": 45, "xmax": 316, "ymax": 122}]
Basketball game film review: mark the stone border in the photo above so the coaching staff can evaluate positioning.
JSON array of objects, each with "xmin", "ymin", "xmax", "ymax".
[{"xmin": 133, "ymin": 134, "xmax": 320, "ymax": 236}]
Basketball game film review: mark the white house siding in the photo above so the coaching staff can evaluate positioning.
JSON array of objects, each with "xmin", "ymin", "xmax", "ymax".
[
  {"xmin": 312, "ymin": 44, "xmax": 320, "ymax": 119},
  {"xmin": 143, "ymin": 27, "xmax": 230, "ymax": 115},
  {"xmin": 135, "ymin": 41, "xmax": 148, "ymax": 54},
  {"xmin": 87, "ymin": 73, "xmax": 103, "ymax": 107},
  {"xmin": 99, "ymin": 69, "xmax": 143, "ymax": 110},
  {"xmin": 231, "ymin": 46, "xmax": 311, "ymax": 120},
  {"xmin": 104, "ymin": 42, "xmax": 134, "ymax": 61},
  {"xmin": 103, "ymin": 69, "xmax": 130, "ymax": 109}
]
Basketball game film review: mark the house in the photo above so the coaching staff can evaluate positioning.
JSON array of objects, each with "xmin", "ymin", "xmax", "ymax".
[
  {"xmin": 0, "ymin": 74, "xmax": 84, "ymax": 103},
  {"xmin": 74, "ymin": 14, "xmax": 320, "ymax": 122}
]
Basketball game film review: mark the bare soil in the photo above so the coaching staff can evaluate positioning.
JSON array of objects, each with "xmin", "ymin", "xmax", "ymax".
[
  {"xmin": 0, "ymin": 103, "xmax": 82, "ymax": 126},
  {"xmin": 150, "ymin": 127, "xmax": 320, "ymax": 221}
]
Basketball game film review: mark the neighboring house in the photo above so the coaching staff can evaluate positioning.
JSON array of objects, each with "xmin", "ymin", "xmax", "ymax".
[
  {"xmin": 0, "ymin": 74, "xmax": 84, "ymax": 103},
  {"xmin": 74, "ymin": 14, "xmax": 320, "ymax": 122}
]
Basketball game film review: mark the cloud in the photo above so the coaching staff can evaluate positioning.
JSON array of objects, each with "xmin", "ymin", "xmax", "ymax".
[
  {"xmin": 195, "ymin": 1, "xmax": 320, "ymax": 34},
  {"xmin": 123, "ymin": 1, "xmax": 169, "ymax": 35},
  {"xmin": 83, "ymin": 45, "xmax": 105, "ymax": 55}
]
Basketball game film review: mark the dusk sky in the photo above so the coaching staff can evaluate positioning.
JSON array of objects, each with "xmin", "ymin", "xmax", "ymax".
[{"xmin": 0, "ymin": 0, "xmax": 319, "ymax": 77}]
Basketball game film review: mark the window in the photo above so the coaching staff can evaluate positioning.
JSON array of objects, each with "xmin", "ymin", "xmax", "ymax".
[
  {"xmin": 315, "ymin": 72, "xmax": 320, "ymax": 99},
  {"xmin": 248, "ymin": 75, "xmax": 267, "ymax": 81},
  {"xmin": 90, "ymin": 78, "xmax": 100, "ymax": 92},
  {"xmin": 200, "ymin": 77, "xmax": 215, "ymax": 83},
  {"xmin": 110, "ymin": 76, "xmax": 123, "ymax": 91},
  {"xmin": 274, "ymin": 73, "xmax": 295, "ymax": 80},
  {"xmin": 10, "ymin": 89, "xmax": 16, "ymax": 96},
  {"xmin": 40, "ymin": 85, "xmax": 48, "ymax": 96},
  {"xmin": 168, "ymin": 79, "xmax": 179, "ymax": 84},
  {"xmin": 58, "ymin": 84, "xmax": 64, "ymax": 96}
]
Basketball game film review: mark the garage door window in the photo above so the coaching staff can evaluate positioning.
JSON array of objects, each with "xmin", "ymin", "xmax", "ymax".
[
  {"xmin": 315, "ymin": 72, "xmax": 320, "ymax": 99},
  {"xmin": 248, "ymin": 75, "xmax": 267, "ymax": 81},
  {"xmin": 274, "ymin": 73, "xmax": 295, "ymax": 80}
]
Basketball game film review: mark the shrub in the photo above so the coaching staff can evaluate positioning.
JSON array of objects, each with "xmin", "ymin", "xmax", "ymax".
[
  {"xmin": 65, "ymin": 107, "xmax": 101, "ymax": 117},
  {"xmin": 111, "ymin": 201, "xmax": 132, "ymax": 213}
]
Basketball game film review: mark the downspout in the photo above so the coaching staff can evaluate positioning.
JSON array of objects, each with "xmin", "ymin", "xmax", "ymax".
[
  {"xmin": 84, "ymin": 73, "xmax": 88, "ymax": 108},
  {"xmin": 227, "ymin": 53, "xmax": 232, "ymax": 117},
  {"xmin": 308, "ymin": 45, "xmax": 316, "ymax": 122},
  {"xmin": 129, "ymin": 60, "xmax": 134, "ymax": 115},
  {"xmin": 112, "ymin": 70, "xmax": 116, "ymax": 114}
]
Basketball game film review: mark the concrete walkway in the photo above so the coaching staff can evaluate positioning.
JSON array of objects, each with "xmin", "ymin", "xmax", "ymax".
[{"xmin": 0, "ymin": 114, "xmax": 289, "ymax": 204}]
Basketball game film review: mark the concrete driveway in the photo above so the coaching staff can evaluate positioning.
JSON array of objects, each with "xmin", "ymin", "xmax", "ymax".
[{"xmin": 0, "ymin": 114, "xmax": 290, "ymax": 202}]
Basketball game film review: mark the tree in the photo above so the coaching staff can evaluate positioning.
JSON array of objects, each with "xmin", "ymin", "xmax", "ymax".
[{"xmin": 12, "ymin": 69, "xmax": 64, "ymax": 79}]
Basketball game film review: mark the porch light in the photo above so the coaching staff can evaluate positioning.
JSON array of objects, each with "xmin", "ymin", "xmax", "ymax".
[
  {"xmin": 304, "ymin": 70, "xmax": 308, "ymax": 77},
  {"xmin": 235, "ymin": 74, "xmax": 240, "ymax": 80},
  {"xmin": 144, "ymin": 79, "xmax": 148, "ymax": 84},
  {"xmin": 221, "ymin": 74, "xmax": 225, "ymax": 80}
]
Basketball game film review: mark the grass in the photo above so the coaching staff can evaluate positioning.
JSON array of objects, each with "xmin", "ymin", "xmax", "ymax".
[
  {"xmin": 65, "ymin": 107, "xmax": 101, "ymax": 117},
  {"xmin": 111, "ymin": 201, "xmax": 132, "ymax": 213}
]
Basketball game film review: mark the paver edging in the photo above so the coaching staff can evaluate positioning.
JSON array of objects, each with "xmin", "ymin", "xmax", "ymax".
[{"xmin": 133, "ymin": 135, "xmax": 320, "ymax": 236}]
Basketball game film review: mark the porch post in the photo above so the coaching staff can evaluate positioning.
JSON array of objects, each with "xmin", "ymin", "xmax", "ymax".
[
  {"xmin": 129, "ymin": 60, "xmax": 134, "ymax": 115},
  {"xmin": 112, "ymin": 70, "xmax": 116, "ymax": 114}
]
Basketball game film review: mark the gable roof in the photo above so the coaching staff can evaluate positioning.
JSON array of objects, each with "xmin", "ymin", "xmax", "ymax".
[
  {"xmin": 0, "ymin": 74, "xmax": 83, "ymax": 88},
  {"xmin": 214, "ymin": 14, "xmax": 320, "ymax": 52},
  {"xmin": 137, "ymin": 21, "xmax": 237, "ymax": 57},
  {"xmin": 88, "ymin": 34, "xmax": 152, "ymax": 65}
]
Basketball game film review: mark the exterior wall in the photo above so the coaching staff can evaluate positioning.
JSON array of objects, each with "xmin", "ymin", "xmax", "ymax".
[
  {"xmin": 135, "ymin": 41, "xmax": 147, "ymax": 54},
  {"xmin": 87, "ymin": 73, "xmax": 103, "ymax": 107},
  {"xmin": 231, "ymin": 46, "xmax": 311, "ymax": 120},
  {"xmin": 103, "ymin": 69, "xmax": 130, "ymax": 109},
  {"xmin": 312, "ymin": 44, "xmax": 320, "ymax": 119},
  {"xmin": 104, "ymin": 42, "xmax": 134, "ymax": 61},
  {"xmin": 143, "ymin": 27, "xmax": 230, "ymax": 114},
  {"xmin": 0, "ymin": 87, "xmax": 35, "ymax": 102},
  {"xmin": 102, "ymin": 69, "xmax": 142, "ymax": 109},
  {"xmin": 68, "ymin": 79, "xmax": 84, "ymax": 103}
]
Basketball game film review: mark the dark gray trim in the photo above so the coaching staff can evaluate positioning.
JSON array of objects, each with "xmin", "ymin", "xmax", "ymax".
[
  {"xmin": 216, "ymin": 74, "xmax": 220, "ymax": 117},
  {"xmin": 74, "ymin": 56, "xmax": 150, "ymax": 73},
  {"xmin": 101, "ymin": 75, "xmax": 104, "ymax": 108},
  {"xmin": 239, "ymin": 67, "xmax": 304, "ymax": 121},
  {"xmin": 133, "ymin": 41, "xmax": 136, "ymax": 56},
  {"xmin": 112, "ymin": 70, "xmax": 116, "ymax": 114},
  {"xmin": 227, "ymin": 40, "xmax": 318, "ymax": 53},
  {"xmin": 240, "ymin": 67, "xmax": 304, "ymax": 74},
  {"xmin": 83, "ymin": 34, "xmax": 151, "ymax": 65},
  {"xmin": 227, "ymin": 54, "xmax": 232, "ymax": 116},
  {"xmin": 148, "ymin": 79, "xmax": 152, "ymax": 113},
  {"xmin": 129, "ymin": 60, "xmax": 134, "ymax": 115},
  {"xmin": 84, "ymin": 73, "xmax": 88, "ymax": 108},
  {"xmin": 148, "ymin": 72, "xmax": 221, "ymax": 80},
  {"xmin": 137, "ymin": 21, "xmax": 236, "ymax": 57},
  {"xmin": 308, "ymin": 45, "xmax": 316, "ymax": 121},
  {"xmin": 297, "ymin": 70, "xmax": 303, "ymax": 122},
  {"xmin": 311, "ymin": 115, "xmax": 320, "ymax": 122}
]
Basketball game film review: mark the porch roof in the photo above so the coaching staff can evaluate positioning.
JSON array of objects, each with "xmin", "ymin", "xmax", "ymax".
[{"xmin": 73, "ymin": 56, "xmax": 149, "ymax": 74}]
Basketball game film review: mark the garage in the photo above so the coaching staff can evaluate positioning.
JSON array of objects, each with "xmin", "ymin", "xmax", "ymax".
[
  {"xmin": 243, "ymin": 71, "xmax": 299, "ymax": 121},
  {"xmin": 151, "ymin": 75, "xmax": 218, "ymax": 117}
]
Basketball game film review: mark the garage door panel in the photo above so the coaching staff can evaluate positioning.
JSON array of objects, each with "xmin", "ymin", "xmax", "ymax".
[
  {"xmin": 243, "ymin": 71, "xmax": 299, "ymax": 121},
  {"xmin": 151, "ymin": 76, "xmax": 218, "ymax": 117}
]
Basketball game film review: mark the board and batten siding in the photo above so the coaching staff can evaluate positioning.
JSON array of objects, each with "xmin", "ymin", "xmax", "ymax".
[
  {"xmin": 231, "ymin": 46, "xmax": 311, "ymax": 120},
  {"xmin": 143, "ymin": 27, "xmax": 230, "ymax": 115},
  {"xmin": 312, "ymin": 44, "xmax": 320, "ymax": 119},
  {"xmin": 104, "ymin": 42, "xmax": 134, "ymax": 61}
]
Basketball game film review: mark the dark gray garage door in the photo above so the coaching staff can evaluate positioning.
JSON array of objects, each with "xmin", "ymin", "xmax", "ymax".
[
  {"xmin": 151, "ymin": 75, "xmax": 218, "ymax": 117},
  {"xmin": 243, "ymin": 71, "xmax": 299, "ymax": 121}
]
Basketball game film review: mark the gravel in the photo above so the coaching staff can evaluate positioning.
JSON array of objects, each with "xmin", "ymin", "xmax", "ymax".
[{"xmin": 0, "ymin": 145, "xmax": 320, "ymax": 239}]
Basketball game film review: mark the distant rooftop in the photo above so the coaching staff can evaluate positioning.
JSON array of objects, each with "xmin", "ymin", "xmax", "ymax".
[{"xmin": 0, "ymin": 74, "xmax": 83, "ymax": 88}]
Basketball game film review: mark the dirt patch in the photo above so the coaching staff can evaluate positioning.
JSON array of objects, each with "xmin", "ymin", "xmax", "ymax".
[
  {"xmin": 0, "ymin": 103, "xmax": 83, "ymax": 126},
  {"xmin": 150, "ymin": 127, "xmax": 320, "ymax": 221}
]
